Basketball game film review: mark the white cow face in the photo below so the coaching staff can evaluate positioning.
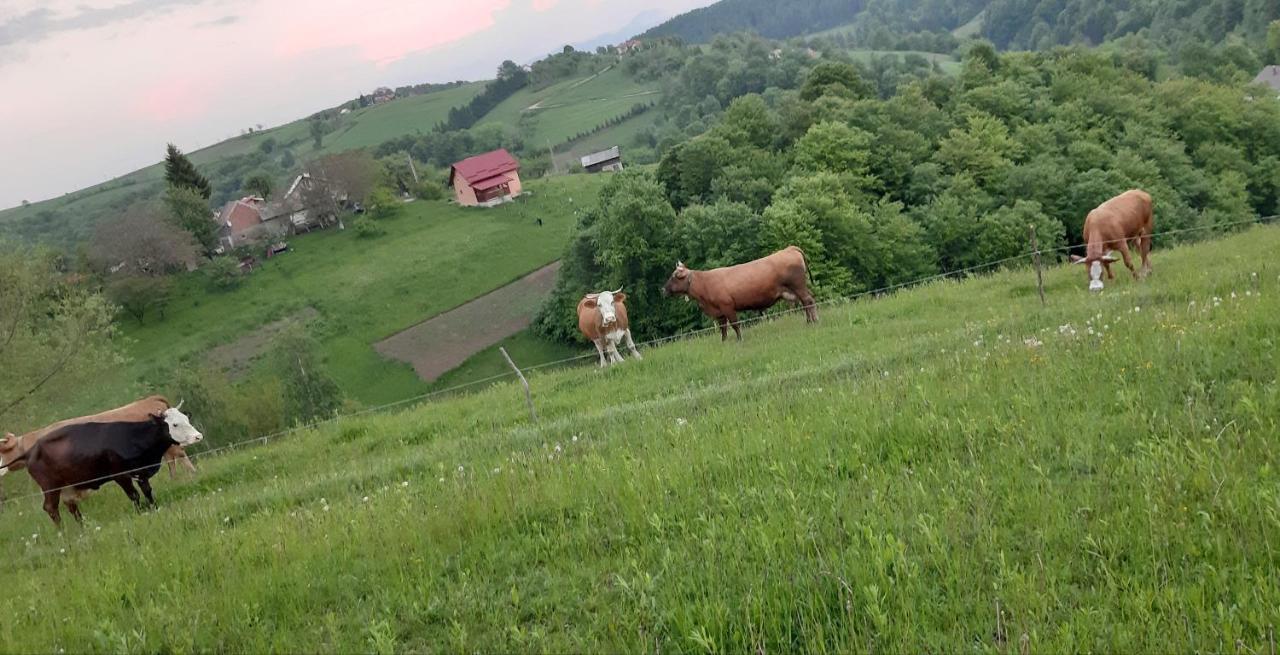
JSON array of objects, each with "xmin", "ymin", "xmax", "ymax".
[
  {"xmin": 1072, "ymin": 253, "xmax": 1118, "ymax": 293},
  {"xmin": 159, "ymin": 408, "xmax": 203, "ymax": 446},
  {"xmin": 588, "ymin": 288, "xmax": 625, "ymax": 327}
]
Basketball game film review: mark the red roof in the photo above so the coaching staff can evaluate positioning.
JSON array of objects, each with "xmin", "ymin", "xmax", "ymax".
[
  {"xmin": 470, "ymin": 174, "xmax": 514, "ymax": 191},
  {"xmin": 219, "ymin": 200, "xmax": 263, "ymax": 234},
  {"xmin": 450, "ymin": 149, "xmax": 519, "ymax": 187}
]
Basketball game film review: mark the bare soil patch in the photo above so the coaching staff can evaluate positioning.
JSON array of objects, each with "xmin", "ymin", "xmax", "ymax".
[{"xmin": 374, "ymin": 261, "xmax": 561, "ymax": 382}]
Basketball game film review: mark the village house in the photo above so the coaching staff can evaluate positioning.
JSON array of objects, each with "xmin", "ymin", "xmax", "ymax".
[
  {"xmin": 580, "ymin": 146, "xmax": 623, "ymax": 173},
  {"xmin": 371, "ymin": 86, "xmax": 396, "ymax": 104},
  {"xmin": 214, "ymin": 173, "xmax": 336, "ymax": 249},
  {"xmin": 1253, "ymin": 66, "xmax": 1280, "ymax": 99},
  {"xmin": 449, "ymin": 149, "xmax": 523, "ymax": 207},
  {"xmin": 617, "ymin": 39, "xmax": 643, "ymax": 54}
]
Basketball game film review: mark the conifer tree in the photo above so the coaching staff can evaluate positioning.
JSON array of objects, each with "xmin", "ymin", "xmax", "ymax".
[{"xmin": 163, "ymin": 143, "xmax": 212, "ymax": 199}]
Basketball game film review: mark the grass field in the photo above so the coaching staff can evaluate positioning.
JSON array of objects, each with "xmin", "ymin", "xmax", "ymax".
[
  {"xmin": 0, "ymin": 84, "xmax": 487, "ymax": 243},
  {"xmin": 0, "ymin": 223, "xmax": 1276, "ymax": 652},
  {"xmin": 39, "ymin": 174, "xmax": 608, "ymax": 424},
  {"xmin": 486, "ymin": 66, "xmax": 660, "ymax": 147},
  {"xmin": 554, "ymin": 110, "xmax": 661, "ymax": 171}
]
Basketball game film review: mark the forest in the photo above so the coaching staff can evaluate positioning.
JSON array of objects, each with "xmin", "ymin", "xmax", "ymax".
[{"xmin": 533, "ymin": 43, "xmax": 1280, "ymax": 343}]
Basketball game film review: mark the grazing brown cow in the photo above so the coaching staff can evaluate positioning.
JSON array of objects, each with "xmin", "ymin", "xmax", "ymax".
[
  {"xmin": 662, "ymin": 245, "xmax": 817, "ymax": 341},
  {"xmin": 15, "ymin": 411, "xmax": 203, "ymax": 526},
  {"xmin": 1069, "ymin": 189, "xmax": 1154, "ymax": 292},
  {"xmin": 1, "ymin": 395, "xmax": 197, "ymax": 481},
  {"xmin": 577, "ymin": 288, "xmax": 642, "ymax": 367}
]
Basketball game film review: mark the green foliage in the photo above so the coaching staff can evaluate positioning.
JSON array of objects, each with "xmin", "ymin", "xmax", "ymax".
[
  {"xmin": 366, "ymin": 187, "xmax": 401, "ymax": 220},
  {"xmin": 270, "ymin": 326, "xmax": 343, "ymax": 424},
  {"xmin": 204, "ymin": 256, "xmax": 243, "ymax": 292},
  {"xmin": 800, "ymin": 61, "xmax": 875, "ymax": 102},
  {"xmin": 0, "ymin": 248, "xmax": 120, "ymax": 427},
  {"xmin": 352, "ymin": 216, "xmax": 386, "ymax": 238},
  {"xmin": 163, "ymin": 144, "xmax": 212, "ymax": 199},
  {"xmin": 157, "ymin": 190, "xmax": 215, "ymax": 262},
  {"xmin": 243, "ymin": 173, "xmax": 273, "ymax": 199},
  {"xmin": 411, "ymin": 180, "xmax": 445, "ymax": 201},
  {"xmin": 309, "ymin": 119, "xmax": 328, "ymax": 149},
  {"xmin": 642, "ymin": 0, "xmax": 869, "ymax": 42},
  {"xmin": 105, "ymin": 275, "xmax": 173, "ymax": 325}
]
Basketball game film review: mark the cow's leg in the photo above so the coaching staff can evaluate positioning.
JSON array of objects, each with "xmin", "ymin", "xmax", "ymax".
[
  {"xmin": 726, "ymin": 311, "xmax": 742, "ymax": 341},
  {"xmin": 1116, "ymin": 240, "xmax": 1138, "ymax": 279},
  {"xmin": 137, "ymin": 477, "xmax": 157, "ymax": 508},
  {"xmin": 42, "ymin": 491, "xmax": 62, "ymax": 527},
  {"xmin": 592, "ymin": 339, "xmax": 607, "ymax": 368},
  {"xmin": 1138, "ymin": 232, "xmax": 1153, "ymax": 277},
  {"xmin": 166, "ymin": 457, "xmax": 177, "ymax": 480},
  {"xmin": 183, "ymin": 453, "xmax": 198, "ymax": 475},
  {"xmin": 64, "ymin": 499, "xmax": 84, "ymax": 525},
  {"xmin": 797, "ymin": 288, "xmax": 818, "ymax": 323},
  {"xmin": 624, "ymin": 330, "xmax": 643, "ymax": 360},
  {"xmin": 717, "ymin": 317, "xmax": 729, "ymax": 341},
  {"xmin": 1103, "ymin": 259, "xmax": 1115, "ymax": 280},
  {"xmin": 114, "ymin": 477, "xmax": 143, "ymax": 510},
  {"xmin": 606, "ymin": 339, "xmax": 624, "ymax": 364}
]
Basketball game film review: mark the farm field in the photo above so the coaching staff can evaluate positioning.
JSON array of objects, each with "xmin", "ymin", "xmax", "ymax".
[
  {"xmin": 320, "ymin": 83, "xmax": 487, "ymax": 154},
  {"xmin": 36, "ymin": 174, "xmax": 609, "ymax": 425},
  {"xmin": 0, "ymin": 223, "xmax": 1277, "ymax": 652},
  {"xmin": 554, "ymin": 110, "xmax": 660, "ymax": 172},
  {"xmin": 485, "ymin": 65, "xmax": 660, "ymax": 147}
]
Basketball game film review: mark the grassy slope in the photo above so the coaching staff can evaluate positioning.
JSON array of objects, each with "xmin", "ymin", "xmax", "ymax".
[
  {"xmin": 485, "ymin": 66, "xmax": 660, "ymax": 147},
  {"xmin": 79, "ymin": 174, "xmax": 606, "ymax": 416},
  {"xmin": 1, "ymin": 225, "xmax": 1277, "ymax": 652},
  {"xmin": 554, "ymin": 109, "xmax": 660, "ymax": 171},
  {"xmin": 0, "ymin": 84, "xmax": 486, "ymax": 233}
]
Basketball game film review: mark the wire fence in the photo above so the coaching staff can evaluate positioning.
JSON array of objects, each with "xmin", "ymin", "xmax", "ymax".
[{"xmin": 0, "ymin": 215, "xmax": 1276, "ymax": 509}]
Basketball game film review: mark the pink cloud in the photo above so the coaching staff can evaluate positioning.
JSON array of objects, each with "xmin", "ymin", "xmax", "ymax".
[
  {"xmin": 130, "ymin": 77, "xmax": 210, "ymax": 123},
  {"xmin": 273, "ymin": 0, "xmax": 512, "ymax": 65},
  {"xmin": 532, "ymin": 0, "xmax": 561, "ymax": 11}
]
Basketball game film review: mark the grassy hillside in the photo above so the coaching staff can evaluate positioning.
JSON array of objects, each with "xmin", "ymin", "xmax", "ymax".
[
  {"xmin": 42, "ymin": 174, "xmax": 608, "ymax": 424},
  {"xmin": 1, "ymin": 223, "xmax": 1276, "ymax": 652},
  {"xmin": 0, "ymin": 84, "xmax": 486, "ymax": 245},
  {"xmin": 485, "ymin": 66, "xmax": 660, "ymax": 148}
]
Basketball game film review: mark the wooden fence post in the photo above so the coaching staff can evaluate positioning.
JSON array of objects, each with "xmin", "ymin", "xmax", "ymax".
[
  {"xmin": 1029, "ymin": 224, "xmax": 1046, "ymax": 306},
  {"xmin": 499, "ymin": 347, "xmax": 537, "ymax": 422}
]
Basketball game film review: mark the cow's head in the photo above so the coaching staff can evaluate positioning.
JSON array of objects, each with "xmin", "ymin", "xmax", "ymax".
[
  {"xmin": 584, "ymin": 288, "xmax": 626, "ymax": 327},
  {"xmin": 0, "ymin": 433, "xmax": 16, "ymax": 476},
  {"xmin": 1070, "ymin": 253, "xmax": 1118, "ymax": 292},
  {"xmin": 663, "ymin": 262, "xmax": 691, "ymax": 296},
  {"xmin": 152, "ymin": 407, "xmax": 203, "ymax": 446}
]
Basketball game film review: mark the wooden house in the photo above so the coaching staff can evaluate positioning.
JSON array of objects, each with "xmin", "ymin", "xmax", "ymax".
[
  {"xmin": 449, "ymin": 149, "xmax": 523, "ymax": 207},
  {"xmin": 580, "ymin": 146, "xmax": 623, "ymax": 173}
]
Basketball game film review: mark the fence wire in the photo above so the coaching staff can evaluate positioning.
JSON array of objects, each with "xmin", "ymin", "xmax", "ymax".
[{"xmin": 0, "ymin": 215, "xmax": 1275, "ymax": 509}]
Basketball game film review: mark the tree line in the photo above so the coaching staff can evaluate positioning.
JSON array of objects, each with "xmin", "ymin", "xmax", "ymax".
[{"xmin": 534, "ymin": 45, "xmax": 1280, "ymax": 344}]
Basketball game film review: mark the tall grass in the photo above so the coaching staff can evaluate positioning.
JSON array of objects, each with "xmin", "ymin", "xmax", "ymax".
[{"xmin": 0, "ymin": 226, "xmax": 1276, "ymax": 653}]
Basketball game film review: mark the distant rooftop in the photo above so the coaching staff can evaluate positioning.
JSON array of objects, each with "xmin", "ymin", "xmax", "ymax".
[
  {"xmin": 580, "ymin": 146, "xmax": 621, "ymax": 168},
  {"xmin": 1253, "ymin": 65, "xmax": 1280, "ymax": 93}
]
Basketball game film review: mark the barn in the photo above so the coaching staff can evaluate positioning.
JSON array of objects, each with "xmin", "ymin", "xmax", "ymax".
[
  {"xmin": 580, "ymin": 146, "xmax": 623, "ymax": 173},
  {"xmin": 449, "ymin": 149, "xmax": 523, "ymax": 207}
]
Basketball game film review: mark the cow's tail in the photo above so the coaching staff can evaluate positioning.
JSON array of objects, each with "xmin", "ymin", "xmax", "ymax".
[{"xmin": 794, "ymin": 246, "xmax": 814, "ymax": 286}]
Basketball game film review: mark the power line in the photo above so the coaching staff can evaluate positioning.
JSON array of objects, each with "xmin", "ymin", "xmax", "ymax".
[{"xmin": 0, "ymin": 216, "xmax": 1274, "ymax": 508}]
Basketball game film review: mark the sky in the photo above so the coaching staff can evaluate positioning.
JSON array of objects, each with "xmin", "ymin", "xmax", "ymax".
[{"xmin": 0, "ymin": 0, "xmax": 710, "ymax": 209}]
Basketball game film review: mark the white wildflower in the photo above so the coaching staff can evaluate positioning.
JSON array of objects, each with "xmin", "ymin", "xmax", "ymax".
[
  {"xmin": 492, "ymin": 467, "xmax": 501, "ymax": 474},
  {"xmin": 223, "ymin": 517, "xmax": 230, "ymax": 523},
  {"xmin": 30, "ymin": 534, "xmax": 36, "ymax": 540},
  {"xmin": 401, "ymin": 481, "xmax": 409, "ymax": 487},
  {"xmin": 1134, "ymin": 306, "xmax": 1141, "ymax": 313},
  {"xmin": 438, "ymin": 477, "xmax": 445, "ymax": 483},
  {"xmin": 323, "ymin": 505, "xmax": 330, "ymax": 512},
  {"xmin": 59, "ymin": 548, "xmax": 65, "ymax": 555},
  {"xmin": 554, "ymin": 443, "xmax": 562, "ymax": 453},
  {"xmin": 94, "ymin": 526, "xmax": 101, "ymax": 532},
  {"xmin": 1231, "ymin": 292, "xmax": 1238, "ymax": 299},
  {"xmin": 457, "ymin": 465, "xmax": 464, "ymax": 473},
  {"xmin": 1024, "ymin": 337, "xmax": 1043, "ymax": 348},
  {"xmin": 362, "ymin": 496, "xmax": 370, "ymax": 503},
  {"xmin": 572, "ymin": 435, "xmax": 578, "ymax": 442},
  {"xmin": 676, "ymin": 418, "xmax": 688, "ymax": 427}
]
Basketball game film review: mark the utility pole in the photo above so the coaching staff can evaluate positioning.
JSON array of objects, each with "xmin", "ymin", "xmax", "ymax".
[
  {"xmin": 547, "ymin": 140, "xmax": 557, "ymax": 176},
  {"xmin": 406, "ymin": 153, "xmax": 419, "ymax": 185}
]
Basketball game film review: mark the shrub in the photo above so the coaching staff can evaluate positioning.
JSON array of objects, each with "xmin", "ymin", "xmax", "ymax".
[
  {"xmin": 353, "ymin": 216, "xmax": 385, "ymax": 238},
  {"xmin": 205, "ymin": 256, "xmax": 243, "ymax": 292},
  {"xmin": 412, "ymin": 180, "xmax": 445, "ymax": 201}
]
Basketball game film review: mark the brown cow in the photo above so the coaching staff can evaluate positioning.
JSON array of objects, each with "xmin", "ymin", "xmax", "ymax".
[
  {"xmin": 577, "ymin": 288, "xmax": 642, "ymax": 367},
  {"xmin": 1069, "ymin": 189, "xmax": 1154, "ymax": 292},
  {"xmin": 662, "ymin": 245, "xmax": 817, "ymax": 341},
  {"xmin": 1, "ymin": 395, "xmax": 197, "ymax": 481}
]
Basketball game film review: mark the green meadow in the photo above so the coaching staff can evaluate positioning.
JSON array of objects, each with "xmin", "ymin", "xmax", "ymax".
[
  {"xmin": 40, "ymin": 175, "xmax": 608, "ymax": 423},
  {"xmin": 0, "ymin": 223, "xmax": 1276, "ymax": 652},
  {"xmin": 485, "ymin": 65, "xmax": 660, "ymax": 147}
]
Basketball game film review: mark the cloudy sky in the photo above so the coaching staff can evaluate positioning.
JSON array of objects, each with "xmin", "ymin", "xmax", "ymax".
[{"xmin": 0, "ymin": 0, "xmax": 709, "ymax": 209}]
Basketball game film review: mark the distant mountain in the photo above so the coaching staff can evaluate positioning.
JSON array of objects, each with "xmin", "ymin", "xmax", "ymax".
[
  {"xmin": 574, "ymin": 9, "xmax": 672, "ymax": 52},
  {"xmin": 641, "ymin": 0, "xmax": 869, "ymax": 43}
]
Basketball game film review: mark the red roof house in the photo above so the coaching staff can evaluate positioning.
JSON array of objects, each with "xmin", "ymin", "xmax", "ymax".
[{"xmin": 449, "ymin": 149, "xmax": 522, "ymax": 207}]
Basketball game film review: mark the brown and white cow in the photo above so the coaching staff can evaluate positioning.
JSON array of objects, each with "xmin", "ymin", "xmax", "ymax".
[
  {"xmin": 1069, "ymin": 189, "xmax": 1154, "ymax": 292},
  {"xmin": 662, "ymin": 245, "xmax": 817, "ymax": 341},
  {"xmin": 1, "ymin": 395, "xmax": 197, "ymax": 481},
  {"xmin": 577, "ymin": 288, "xmax": 643, "ymax": 367},
  {"xmin": 14, "ymin": 410, "xmax": 203, "ymax": 526}
]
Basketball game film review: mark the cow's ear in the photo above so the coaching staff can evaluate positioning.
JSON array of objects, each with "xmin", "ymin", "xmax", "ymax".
[
  {"xmin": 1069, "ymin": 255, "xmax": 1085, "ymax": 264},
  {"xmin": 613, "ymin": 292, "xmax": 626, "ymax": 304},
  {"xmin": 1101, "ymin": 254, "xmax": 1119, "ymax": 263},
  {"xmin": 583, "ymin": 298, "xmax": 597, "ymax": 308}
]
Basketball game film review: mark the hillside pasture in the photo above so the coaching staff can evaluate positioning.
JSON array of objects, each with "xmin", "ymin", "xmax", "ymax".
[
  {"xmin": 28, "ymin": 174, "xmax": 608, "ymax": 427},
  {"xmin": 0, "ymin": 224, "xmax": 1276, "ymax": 652},
  {"xmin": 486, "ymin": 66, "xmax": 660, "ymax": 147}
]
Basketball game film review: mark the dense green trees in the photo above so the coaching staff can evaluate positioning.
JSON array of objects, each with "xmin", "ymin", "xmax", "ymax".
[
  {"xmin": 538, "ymin": 46, "xmax": 1280, "ymax": 345},
  {"xmin": 163, "ymin": 144, "xmax": 212, "ymax": 199},
  {"xmin": 642, "ymin": 0, "xmax": 870, "ymax": 42}
]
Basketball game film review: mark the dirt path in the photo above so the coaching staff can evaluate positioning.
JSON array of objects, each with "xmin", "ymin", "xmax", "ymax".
[
  {"xmin": 206, "ymin": 307, "xmax": 320, "ymax": 380},
  {"xmin": 374, "ymin": 261, "xmax": 562, "ymax": 382}
]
